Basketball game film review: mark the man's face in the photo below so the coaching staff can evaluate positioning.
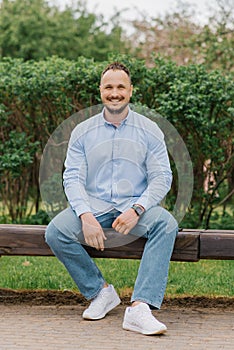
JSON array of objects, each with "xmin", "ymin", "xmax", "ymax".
[{"xmin": 100, "ymin": 69, "xmax": 133, "ymax": 115}]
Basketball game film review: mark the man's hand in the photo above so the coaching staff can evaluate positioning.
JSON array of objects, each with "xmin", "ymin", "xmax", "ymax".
[
  {"xmin": 112, "ymin": 208, "xmax": 139, "ymax": 235},
  {"xmin": 80, "ymin": 212, "xmax": 107, "ymax": 251}
]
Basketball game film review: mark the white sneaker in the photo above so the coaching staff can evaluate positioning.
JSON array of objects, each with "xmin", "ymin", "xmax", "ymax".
[
  {"xmin": 82, "ymin": 285, "xmax": 121, "ymax": 320},
  {"xmin": 122, "ymin": 303, "xmax": 167, "ymax": 335}
]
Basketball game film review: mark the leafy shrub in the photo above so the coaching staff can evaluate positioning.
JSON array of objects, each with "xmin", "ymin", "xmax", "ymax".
[{"xmin": 0, "ymin": 55, "xmax": 233, "ymax": 228}]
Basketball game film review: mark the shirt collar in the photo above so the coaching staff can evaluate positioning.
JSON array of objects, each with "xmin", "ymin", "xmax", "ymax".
[{"xmin": 101, "ymin": 107, "xmax": 132, "ymax": 126}]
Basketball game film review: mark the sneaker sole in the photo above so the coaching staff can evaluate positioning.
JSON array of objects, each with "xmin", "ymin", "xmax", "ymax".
[
  {"xmin": 83, "ymin": 297, "xmax": 121, "ymax": 320},
  {"xmin": 122, "ymin": 322, "xmax": 167, "ymax": 335}
]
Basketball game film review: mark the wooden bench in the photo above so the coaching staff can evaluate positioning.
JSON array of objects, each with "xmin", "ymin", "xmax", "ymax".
[{"xmin": 0, "ymin": 224, "xmax": 233, "ymax": 261}]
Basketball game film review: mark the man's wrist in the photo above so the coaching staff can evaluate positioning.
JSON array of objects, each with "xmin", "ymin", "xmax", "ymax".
[{"xmin": 79, "ymin": 212, "xmax": 93, "ymax": 220}]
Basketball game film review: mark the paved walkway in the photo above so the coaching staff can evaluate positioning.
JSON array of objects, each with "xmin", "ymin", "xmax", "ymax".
[{"xmin": 0, "ymin": 303, "xmax": 233, "ymax": 350}]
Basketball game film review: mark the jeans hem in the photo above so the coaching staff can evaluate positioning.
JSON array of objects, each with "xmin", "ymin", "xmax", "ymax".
[
  {"xmin": 86, "ymin": 282, "xmax": 105, "ymax": 301},
  {"xmin": 130, "ymin": 296, "xmax": 161, "ymax": 310}
]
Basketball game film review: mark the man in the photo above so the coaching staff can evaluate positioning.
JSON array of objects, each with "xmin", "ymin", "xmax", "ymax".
[{"xmin": 45, "ymin": 62, "xmax": 178, "ymax": 335}]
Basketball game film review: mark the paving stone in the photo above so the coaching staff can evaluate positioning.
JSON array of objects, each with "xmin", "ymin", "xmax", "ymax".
[{"xmin": 0, "ymin": 304, "xmax": 233, "ymax": 350}]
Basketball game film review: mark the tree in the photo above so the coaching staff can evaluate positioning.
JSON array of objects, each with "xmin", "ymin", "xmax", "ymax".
[
  {"xmin": 0, "ymin": 0, "xmax": 128, "ymax": 61},
  {"xmin": 127, "ymin": 0, "xmax": 234, "ymax": 73},
  {"xmin": 198, "ymin": 0, "xmax": 234, "ymax": 72}
]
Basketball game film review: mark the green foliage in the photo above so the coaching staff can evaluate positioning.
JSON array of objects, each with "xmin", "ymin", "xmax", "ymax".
[
  {"xmin": 0, "ymin": 129, "xmax": 39, "ymax": 221},
  {"xmin": 0, "ymin": 0, "xmax": 127, "ymax": 61},
  {"xmin": 209, "ymin": 209, "xmax": 234, "ymax": 230},
  {"xmin": 0, "ymin": 131, "xmax": 37, "ymax": 175},
  {"xmin": 0, "ymin": 0, "xmax": 233, "ymax": 74},
  {"xmin": 140, "ymin": 58, "xmax": 234, "ymax": 228},
  {"xmin": 0, "ymin": 55, "xmax": 233, "ymax": 227},
  {"xmin": 40, "ymin": 173, "xmax": 67, "ymax": 218},
  {"xmin": 20, "ymin": 210, "xmax": 50, "ymax": 225}
]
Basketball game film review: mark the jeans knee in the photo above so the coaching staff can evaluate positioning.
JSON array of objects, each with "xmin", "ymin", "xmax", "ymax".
[
  {"xmin": 165, "ymin": 211, "xmax": 178, "ymax": 235},
  {"xmin": 45, "ymin": 221, "xmax": 58, "ymax": 248},
  {"xmin": 156, "ymin": 207, "xmax": 178, "ymax": 234}
]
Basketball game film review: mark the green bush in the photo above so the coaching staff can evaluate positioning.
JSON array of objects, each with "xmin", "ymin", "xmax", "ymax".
[
  {"xmin": 0, "ymin": 55, "xmax": 233, "ymax": 228},
  {"xmin": 20, "ymin": 210, "xmax": 50, "ymax": 225}
]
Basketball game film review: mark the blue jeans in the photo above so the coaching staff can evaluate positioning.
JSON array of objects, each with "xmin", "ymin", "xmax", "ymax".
[{"xmin": 45, "ymin": 206, "xmax": 178, "ymax": 309}]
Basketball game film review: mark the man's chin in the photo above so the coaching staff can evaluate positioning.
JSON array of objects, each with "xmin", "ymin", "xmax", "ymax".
[{"xmin": 104, "ymin": 103, "xmax": 128, "ymax": 115}]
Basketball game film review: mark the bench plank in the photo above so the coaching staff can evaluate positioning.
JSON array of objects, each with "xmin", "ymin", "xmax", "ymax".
[
  {"xmin": 0, "ymin": 224, "xmax": 200, "ymax": 261},
  {"xmin": 1, "ymin": 225, "xmax": 234, "ymax": 261},
  {"xmin": 85, "ymin": 231, "xmax": 200, "ymax": 261},
  {"xmin": 200, "ymin": 231, "xmax": 234, "ymax": 259}
]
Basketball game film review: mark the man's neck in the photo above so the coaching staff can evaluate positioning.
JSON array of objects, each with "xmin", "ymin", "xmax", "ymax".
[{"xmin": 104, "ymin": 106, "xmax": 129, "ymax": 126}]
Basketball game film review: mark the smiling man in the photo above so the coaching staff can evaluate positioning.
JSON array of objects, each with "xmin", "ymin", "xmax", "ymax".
[
  {"xmin": 100, "ymin": 63, "xmax": 133, "ymax": 120},
  {"xmin": 45, "ymin": 62, "xmax": 178, "ymax": 335}
]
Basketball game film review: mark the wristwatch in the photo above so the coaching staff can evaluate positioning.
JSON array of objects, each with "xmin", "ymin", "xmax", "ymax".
[{"xmin": 131, "ymin": 204, "xmax": 145, "ymax": 217}]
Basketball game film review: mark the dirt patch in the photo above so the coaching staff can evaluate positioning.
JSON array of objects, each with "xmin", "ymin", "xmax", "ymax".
[
  {"xmin": 0, "ymin": 288, "xmax": 87, "ymax": 306},
  {"xmin": 162, "ymin": 296, "xmax": 234, "ymax": 310},
  {"xmin": 0, "ymin": 288, "xmax": 233, "ymax": 309}
]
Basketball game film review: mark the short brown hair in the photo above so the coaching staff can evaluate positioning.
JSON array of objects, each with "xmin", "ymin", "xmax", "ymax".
[{"xmin": 101, "ymin": 62, "xmax": 131, "ymax": 83}]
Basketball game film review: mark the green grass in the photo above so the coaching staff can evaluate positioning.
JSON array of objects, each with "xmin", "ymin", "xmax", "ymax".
[
  {"xmin": 0, "ymin": 256, "xmax": 233, "ymax": 298},
  {"xmin": 166, "ymin": 260, "xmax": 234, "ymax": 297}
]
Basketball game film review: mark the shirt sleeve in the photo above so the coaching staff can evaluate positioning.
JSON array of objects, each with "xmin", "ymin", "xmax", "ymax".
[
  {"xmin": 136, "ymin": 125, "xmax": 172, "ymax": 211},
  {"xmin": 63, "ymin": 128, "xmax": 92, "ymax": 217}
]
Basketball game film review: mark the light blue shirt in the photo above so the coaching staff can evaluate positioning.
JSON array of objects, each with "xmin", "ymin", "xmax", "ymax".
[{"xmin": 63, "ymin": 108, "xmax": 172, "ymax": 217}]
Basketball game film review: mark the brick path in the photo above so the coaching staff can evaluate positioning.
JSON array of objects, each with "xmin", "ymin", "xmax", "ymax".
[{"xmin": 0, "ymin": 304, "xmax": 233, "ymax": 350}]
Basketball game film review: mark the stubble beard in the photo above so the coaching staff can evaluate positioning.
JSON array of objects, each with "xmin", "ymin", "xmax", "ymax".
[{"xmin": 104, "ymin": 102, "xmax": 129, "ymax": 115}]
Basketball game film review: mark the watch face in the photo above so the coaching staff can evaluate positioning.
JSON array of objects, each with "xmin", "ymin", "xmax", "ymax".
[
  {"xmin": 136, "ymin": 207, "xmax": 144, "ymax": 216},
  {"xmin": 133, "ymin": 205, "xmax": 144, "ymax": 216}
]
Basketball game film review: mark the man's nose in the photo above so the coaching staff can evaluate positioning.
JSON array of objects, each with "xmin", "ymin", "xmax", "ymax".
[{"xmin": 111, "ymin": 88, "xmax": 119, "ymax": 97}]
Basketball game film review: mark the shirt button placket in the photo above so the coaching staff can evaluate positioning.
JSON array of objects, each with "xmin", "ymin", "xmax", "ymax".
[{"xmin": 112, "ymin": 127, "xmax": 120, "ymax": 200}]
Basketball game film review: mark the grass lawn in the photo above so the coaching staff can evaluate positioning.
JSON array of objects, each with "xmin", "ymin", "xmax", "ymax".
[{"xmin": 0, "ymin": 256, "xmax": 233, "ymax": 298}]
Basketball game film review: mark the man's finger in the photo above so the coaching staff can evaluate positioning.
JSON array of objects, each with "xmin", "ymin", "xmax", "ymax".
[
  {"xmin": 102, "ymin": 231, "xmax": 107, "ymax": 240},
  {"xmin": 118, "ymin": 226, "xmax": 126, "ymax": 234},
  {"xmin": 123, "ymin": 228, "xmax": 130, "ymax": 235},
  {"xmin": 114, "ymin": 224, "xmax": 121, "ymax": 232},
  {"xmin": 97, "ymin": 235, "xmax": 106, "ymax": 251},
  {"xmin": 98, "ymin": 238, "xmax": 105, "ymax": 251},
  {"xmin": 91, "ymin": 237, "xmax": 100, "ymax": 250},
  {"xmin": 112, "ymin": 218, "xmax": 118, "ymax": 229}
]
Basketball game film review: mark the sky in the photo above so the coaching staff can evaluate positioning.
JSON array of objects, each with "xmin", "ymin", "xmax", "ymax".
[
  {"xmin": 57, "ymin": 0, "xmax": 219, "ymax": 24},
  {"xmin": 86, "ymin": 0, "xmax": 212, "ymax": 18}
]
